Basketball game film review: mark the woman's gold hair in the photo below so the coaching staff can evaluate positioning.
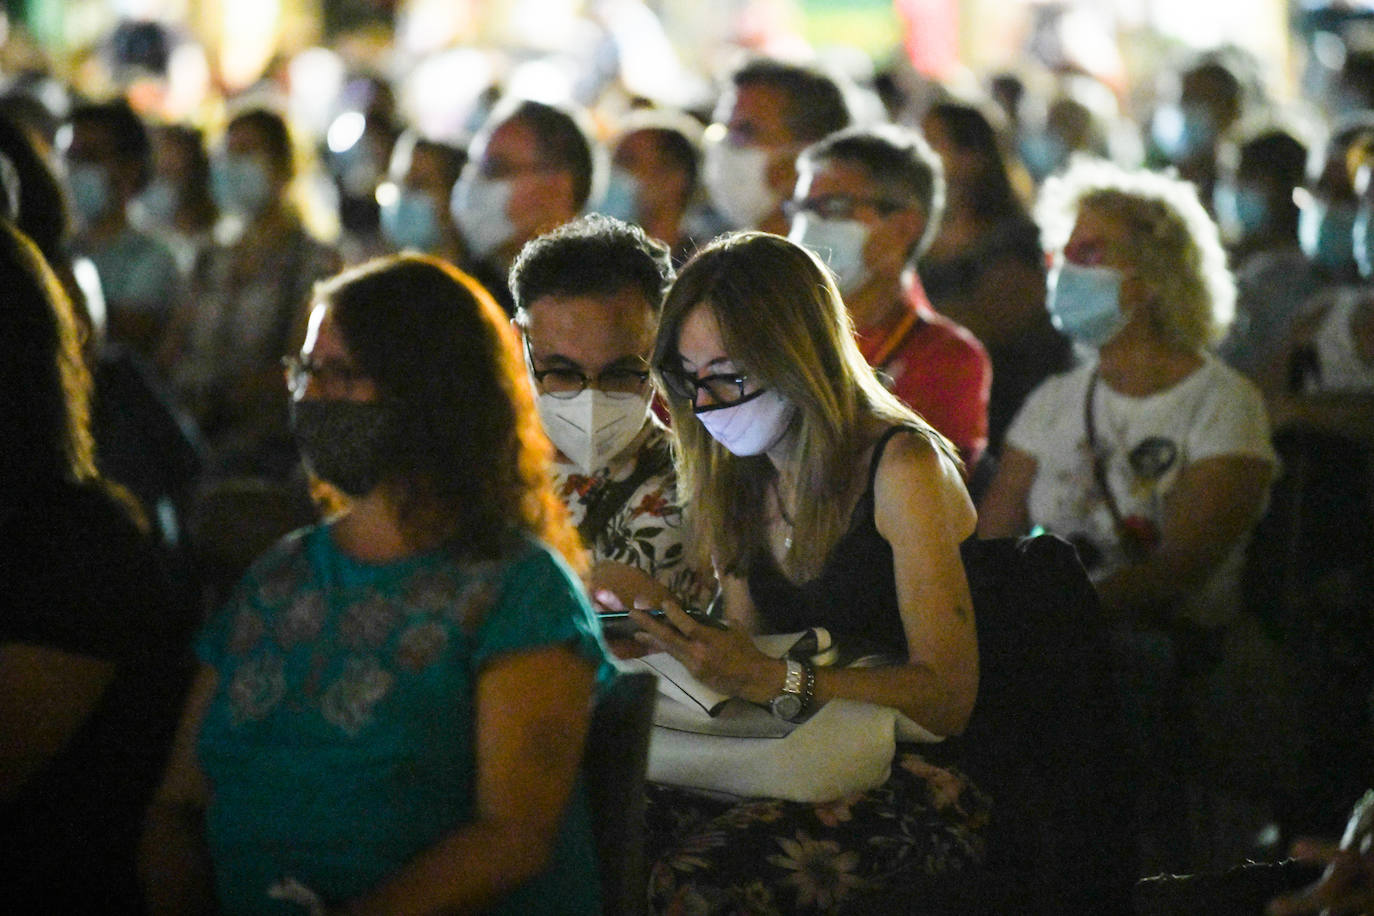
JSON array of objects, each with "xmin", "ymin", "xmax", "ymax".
[
  {"xmin": 1036, "ymin": 157, "xmax": 1234, "ymax": 351},
  {"xmin": 652, "ymin": 232, "xmax": 954, "ymax": 580}
]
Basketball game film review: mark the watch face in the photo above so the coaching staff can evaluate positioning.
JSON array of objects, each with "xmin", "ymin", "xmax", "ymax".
[{"xmin": 771, "ymin": 693, "xmax": 803, "ymax": 720}]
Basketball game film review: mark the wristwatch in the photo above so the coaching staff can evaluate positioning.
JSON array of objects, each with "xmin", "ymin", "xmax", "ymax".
[{"xmin": 769, "ymin": 658, "xmax": 814, "ymax": 721}]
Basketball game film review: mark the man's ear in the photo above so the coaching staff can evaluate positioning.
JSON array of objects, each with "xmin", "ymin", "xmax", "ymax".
[{"xmin": 765, "ymin": 150, "xmax": 799, "ymax": 198}]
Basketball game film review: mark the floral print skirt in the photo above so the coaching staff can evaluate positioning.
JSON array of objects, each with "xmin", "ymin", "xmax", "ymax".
[{"xmin": 643, "ymin": 747, "xmax": 991, "ymax": 915}]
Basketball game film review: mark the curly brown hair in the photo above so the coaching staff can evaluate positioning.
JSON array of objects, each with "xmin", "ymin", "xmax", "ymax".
[{"xmin": 318, "ymin": 254, "xmax": 584, "ymax": 572}]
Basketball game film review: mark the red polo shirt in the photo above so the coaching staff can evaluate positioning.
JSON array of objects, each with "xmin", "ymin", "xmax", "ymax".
[{"xmin": 855, "ymin": 277, "xmax": 991, "ymax": 469}]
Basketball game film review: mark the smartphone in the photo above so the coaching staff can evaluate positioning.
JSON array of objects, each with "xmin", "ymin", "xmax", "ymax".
[{"xmin": 597, "ymin": 606, "xmax": 729, "ymax": 632}]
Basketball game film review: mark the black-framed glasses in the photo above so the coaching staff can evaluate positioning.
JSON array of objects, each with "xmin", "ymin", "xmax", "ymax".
[
  {"xmin": 281, "ymin": 355, "xmax": 371, "ymax": 396},
  {"xmin": 784, "ymin": 193, "xmax": 911, "ymax": 222},
  {"xmin": 657, "ymin": 364, "xmax": 754, "ymax": 407},
  {"xmin": 524, "ymin": 336, "xmax": 650, "ymax": 400}
]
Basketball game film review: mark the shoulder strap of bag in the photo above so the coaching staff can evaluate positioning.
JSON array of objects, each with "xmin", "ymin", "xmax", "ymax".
[{"xmin": 577, "ymin": 435, "xmax": 673, "ymax": 547}]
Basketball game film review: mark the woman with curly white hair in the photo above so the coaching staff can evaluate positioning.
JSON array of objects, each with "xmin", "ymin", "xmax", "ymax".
[{"xmin": 978, "ymin": 158, "xmax": 1283, "ymax": 873}]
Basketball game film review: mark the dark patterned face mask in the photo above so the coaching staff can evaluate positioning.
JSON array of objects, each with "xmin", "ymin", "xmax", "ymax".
[{"xmin": 288, "ymin": 399, "xmax": 394, "ymax": 497}]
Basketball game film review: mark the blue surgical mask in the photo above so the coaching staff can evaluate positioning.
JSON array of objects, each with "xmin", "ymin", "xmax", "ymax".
[
  {"xmin": 1046, "ymin": 260, "xmax": 1127, "ymax": 349},
  {"xmin": 381, "ymin": 188, "xmax": 441, "ymax": 252},
  {"xmin": 450, "ymin": 171, "xmax": 515, "ymax": 261},
  {"xmin": 789, "ymin": 213, "xmax": 871, "ymax": 295},
  {"xmin": 1298, "ymin": 199, "xmax": 1358, "ymax": 275},
  {"xmin": 67, "ymin": 162, "xmax": 113, "ymax": 226},
  {"xmin": 1355, "ymin": 203, "xmax": 1374, "ymax": 280},
  {"xmin": 211, "ymin": 153, "xmax": 274, "ymax": 220},
  {"xmin": 1019, "ymin": 132, "xmax": 1067, "ymax": 183},
  {"xmin": 596, "ymin": 166, "xmax": 642, "ymax": 224},
  {"xmin": 1213, "ymin": 183, "xmax": 1269, "ymax": 242},
  {"xmin": 1152, "ymin": 103, "xmax": 1216, "ymax": 163}
]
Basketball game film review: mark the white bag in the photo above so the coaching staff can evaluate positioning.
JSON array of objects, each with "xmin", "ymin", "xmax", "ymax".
[{"xmin": 623, "ymin": 632, "xmax": 941, "ymax": 803}]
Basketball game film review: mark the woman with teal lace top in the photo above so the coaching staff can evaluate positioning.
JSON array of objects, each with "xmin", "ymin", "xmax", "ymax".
[{"xmin": 141, "ymin": 254, "xmax": 612, "ymax": 915}]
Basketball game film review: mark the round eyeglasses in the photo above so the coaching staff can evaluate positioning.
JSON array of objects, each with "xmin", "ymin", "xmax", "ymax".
[
  {"xmin": 282, "ymin": 355, "xmax": 371, "ymax": 397},
  {"xmin": 524, "ymin": 337, "xmax": 650, "ymax": 401}
]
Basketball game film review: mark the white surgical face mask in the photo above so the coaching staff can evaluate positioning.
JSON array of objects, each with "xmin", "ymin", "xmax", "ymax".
[
  {"xmin": 703, "ymin": 135, "xmax": 778, "ymax": 229},
  {"xmin": 537, "ymin": 389, "xmax": 651, "ymax": 474},
  {"xmin": 695, "ymin": 388, "xmax": 797, "ymax": 456},
  {"xmin": 789, "ymin": 213, "xmax": 871, "ymax": 295},
  {"xmin": 451, "ymin": 171, "xmax": 516, "ymax": 261}
]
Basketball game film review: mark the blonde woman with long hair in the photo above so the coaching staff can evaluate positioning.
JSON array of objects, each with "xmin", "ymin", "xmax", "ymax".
[{"xmin": 622, "ymin": 231, "xmax": 988, "ymax": 913}]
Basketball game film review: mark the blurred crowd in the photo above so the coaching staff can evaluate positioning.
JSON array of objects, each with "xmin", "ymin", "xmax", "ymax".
[{"xmin": 2, "ymin": 1, "xmax": 1374, "ymax": 913}]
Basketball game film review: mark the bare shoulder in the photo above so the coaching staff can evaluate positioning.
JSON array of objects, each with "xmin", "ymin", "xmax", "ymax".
[{"xmin": 872, "ymin": 429, "xmax": 976, "ymax": 538}]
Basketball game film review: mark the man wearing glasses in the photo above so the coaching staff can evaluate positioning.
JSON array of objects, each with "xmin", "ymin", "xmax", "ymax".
[
  {"xmin": 451, "ymin": 97, "xmax": 597, "ymax": 314},
  {"xmin": 510, "ymin": 215, "xmax": 714, "ymax": 627},
  {"xmin": 790, "ymin": 124, "xmax": 992, "ymax": 476}
]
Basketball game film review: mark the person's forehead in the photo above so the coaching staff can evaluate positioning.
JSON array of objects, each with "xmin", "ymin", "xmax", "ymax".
[
  {"xmin": 482, "ymin": 118, "xmax": 539, "ymax": 164},
  {"xmin": 65, "ymin": 120, "xmax": 118, "ymax": 158},
  {"xmin": 1065, "ymin": 204, "xmax": 1129, "ymax": 254},
  {"xmin": 527, "ymin": 288, "xmax": 654, "ymax": 336},
  {"xmin": 226, "ymin": 121, "xmax": 271, "ymax": 155},
  {"xmin": 614, "ymin": 129, "xmax": 667, "ymax": 169},
  {"xmin": 799, "ymin": 157, "xmax": 877, "ymax": 197},
  {"xmin": 406, "ymin": 146, "xmax": 452, "ymax": 190},
  {"xmin": 720, "ymin": 83, "xmax": 793, "ymax": 142}
]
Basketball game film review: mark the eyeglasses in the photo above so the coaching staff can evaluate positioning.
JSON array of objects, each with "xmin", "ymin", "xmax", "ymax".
[
  {"xmin": 282, "ymin": 355, "xmax": 371, "ymax": 396},
  {"xmin": 479, "ymin": 158, "xmax": 555, "ymax": 181},
  {"xmin": 785, "ymin": 193, "xmax": 911, "ymax": 222},
  {"xmin": 657, "ymin": 364, "xmax": 754, "ymax": 406},
  {"xmin": 524, "ymin": 337, "xmax": 650, "ymax": 400}
]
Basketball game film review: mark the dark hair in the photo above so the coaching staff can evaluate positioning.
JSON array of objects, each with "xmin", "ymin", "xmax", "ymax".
[
  {"xmin": 318, "ymin": 254, "xmax": 582, "ymax": 568},
  {"xmin": 410, "ymin": 136, "xmax": 466, "ymax": 189},
  {"xmin": 0, "ymin": 112, "xmax": 70, "ymax": 259},
  {"xmin": 1340, "ymin": 49, "xmax": 1374, "ymax": 111},
  {"xmin": 153, "ymin": 123, "xmax": 217, "ymax": 229},
  {"xmin": 1237, "ymin": 128, "xmax": 1306, "ymax": 193},
  {"xmin": 799, "ymin": 123, "xmax": 946, "ymax": 259},
  {"xmin": 69, "ymin": 97, "xmax": 153, "ymax": 189},
  {"xmin": 731, "ymin": 58, "xmax": 852, "ymax": 144},
  {"xmin": 615, "ymin": 112, "xmax": 702, "ymax": 204},
  {"xmin": 227, "ymin": 107, "xmax": 294, "ymax": 176},
  {"xmin": 0, "ymin": 218, "xmax": 96, "ymax": 489},
  {"xmin": 923, "ymin": 101, "xmax": 1024, "ymax": 222},
  {"xmin": 496, "ymin": 99, "xmax": 596, "ymax": 211},
  {"xmin": 510, "ymin": 213, "xmax": 672, "ymax": 317}
]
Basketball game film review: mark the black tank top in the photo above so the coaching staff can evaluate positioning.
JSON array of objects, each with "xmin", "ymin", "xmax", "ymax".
[{"xmin": 746, "ymin": 426, "xmax": 915, "ymax": 655}]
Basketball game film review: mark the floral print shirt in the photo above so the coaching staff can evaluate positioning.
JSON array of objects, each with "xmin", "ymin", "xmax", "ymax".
[
  {"xmin": 553, "ymin": 419, "xmax": 714, "ymax": 610},
  {"xmin": 194, "ymin": 525, "xmax": 610, "ymax": 915}
]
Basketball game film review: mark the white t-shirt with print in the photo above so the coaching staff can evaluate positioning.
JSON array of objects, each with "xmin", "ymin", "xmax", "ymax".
[{"xmin": 1006, "ymin": 355, "xmax": 1277, "ymax": 627}]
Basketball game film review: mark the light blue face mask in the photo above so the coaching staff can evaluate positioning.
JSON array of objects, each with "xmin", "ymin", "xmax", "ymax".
[
  {"xmin": 211, "ymin": 153, "xmax": 274, "ymax": 220},
  {"xmin": 67, "ymin": 162, "xmax": 112, "ymax": 225},
  {"xmin": 1355, "ymin": 203, "xmax": 1374, "ymax": 280},
  {"xmin": 450, "ymin": 171, "xmax": 515, "ymax": 261},
  {"xmin": 1298, "ymin": 199, "xmax": 1358, "ymax": 275},
  {"xmin": 1019, "ymin": 132, "xmax": 1067, "ymax": 183},
  {"xmin": 1213, "ymin": 183, "xmax": 1269, "ymax": 242},
  {"xmin": 381, "ymin": 188, "xmax": 441, "ymax": 252},
  {"xmin": 1152, "ymin": 103, "xmax": 1216, "ymax": 163},
  {"xmin": 1046, "ymin": 260, "xmax": 1127, "ymax": 349},
  {"xmin": 788, "ymin": 212, "xmax": 871, "ymax": 295},
  {"xmin": 595, "ymin": 166, "xmax": 642, "ymax": 224}
]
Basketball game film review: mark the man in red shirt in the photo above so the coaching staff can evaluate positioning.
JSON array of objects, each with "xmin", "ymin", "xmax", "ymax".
[{"xmin": 790, "ymin": 124, "xmax": 991, "ymax": 470}]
